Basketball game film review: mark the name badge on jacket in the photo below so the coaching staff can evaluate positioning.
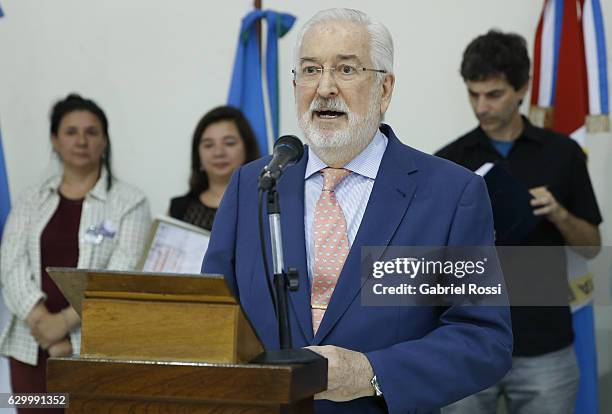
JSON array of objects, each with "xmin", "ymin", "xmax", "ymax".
[{"xmin": 84, "ymin": 219, "xmax": 117, "ymax": 245}]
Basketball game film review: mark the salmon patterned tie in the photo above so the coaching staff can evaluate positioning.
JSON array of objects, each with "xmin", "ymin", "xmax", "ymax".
[{"xmin": 311, "ymin": 167, "xmax": 352, "ymax": 334}]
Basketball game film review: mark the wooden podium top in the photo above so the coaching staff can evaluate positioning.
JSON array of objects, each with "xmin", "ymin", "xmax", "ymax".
[
  {"xmin": 47, "ymin": 267, "xmax": 264, "ymax": 364},
  {"xmin": 47, "ymin": 267, "xmax": 234, "ymax": 316}
]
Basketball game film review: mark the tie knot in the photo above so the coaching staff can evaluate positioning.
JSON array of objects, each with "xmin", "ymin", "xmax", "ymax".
[{"xmin": 321, "ymin": 168, "xmax": 350, "ymax": 191}]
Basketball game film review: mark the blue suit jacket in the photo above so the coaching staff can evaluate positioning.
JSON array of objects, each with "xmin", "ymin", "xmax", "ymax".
[{"xmin": 203, "ymin": 125, "xmax": 512, "ymax": 414}]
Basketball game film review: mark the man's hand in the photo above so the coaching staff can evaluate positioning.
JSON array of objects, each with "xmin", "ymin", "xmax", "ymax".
[
  {"xmin": 305, "ymin": 345, "xmax": 375, "ymax": 402},
  {"xmin": 30, "ymin": 312, "xmax": 68, "ymax": 349},
  {"xmin": 530, "ymin": 185, "xmax": 601, "ymax": 258},
  {"xmin": 529, "ymin": 186, "xmax": 568, "ymax": 224},
  {"xmin": 48, "ymin": 339, "xmax": 72, "ymax": 357}
]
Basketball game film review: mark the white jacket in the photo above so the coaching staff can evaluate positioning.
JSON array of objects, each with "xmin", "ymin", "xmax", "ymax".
[{"xmin": 0, "ymin": 167, "xmax": 151, "ymax": 365}]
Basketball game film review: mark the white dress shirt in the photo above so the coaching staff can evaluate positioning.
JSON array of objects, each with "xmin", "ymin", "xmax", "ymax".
[{"xmin": 304, "ymin": 130, "xmax": 388, "ymax": 283}]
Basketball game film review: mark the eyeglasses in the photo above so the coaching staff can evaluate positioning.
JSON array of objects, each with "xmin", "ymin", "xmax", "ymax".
[{"xmin": 292, "ymin": 64, "xmax": 387, "ymax": 86}]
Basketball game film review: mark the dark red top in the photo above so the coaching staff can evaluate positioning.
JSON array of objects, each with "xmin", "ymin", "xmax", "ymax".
[
  {"xmin": 40, "ymin": 193, "xmax": 83, "ymax": 313},
  {"xmin": 8, "ymin": 193, "xmax": 83, "ymax": 405}
]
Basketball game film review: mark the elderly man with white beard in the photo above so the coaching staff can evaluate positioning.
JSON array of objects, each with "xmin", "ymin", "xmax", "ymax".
[{"xmin": 203, "ymin": 8, "xmax": 513, "ymax": 414}]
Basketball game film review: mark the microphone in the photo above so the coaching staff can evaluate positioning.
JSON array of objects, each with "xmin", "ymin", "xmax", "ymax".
[{"xmin": 259, "ymin": 135, "xmax": 304, "ymax": 190}]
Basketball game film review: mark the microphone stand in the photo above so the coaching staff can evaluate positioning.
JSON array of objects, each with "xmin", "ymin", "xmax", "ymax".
[{"xmin": 252, "ymin": 179, "xmax": 324, "ymax": 365}]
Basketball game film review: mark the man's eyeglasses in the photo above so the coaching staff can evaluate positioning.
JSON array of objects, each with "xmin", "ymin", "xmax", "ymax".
[{"xmin": 292, "ymin": 64, "xmax": 387, "ymax": 86}]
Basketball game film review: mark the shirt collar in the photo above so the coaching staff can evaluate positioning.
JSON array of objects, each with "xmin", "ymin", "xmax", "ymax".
[
  {"xmin": 305, "ymin": 129, "xmax": 388, "ymax": 180},
  {"xmin": 40, "ymin": 165, "xmax": 110, "ymax": 201},
  {"xmin": 520, "ymin": 116, "xmax": 544, "ymax": 143},
  {"xmin": 467, "ymin": 115, "xmax": 544, "ymax": 148}
]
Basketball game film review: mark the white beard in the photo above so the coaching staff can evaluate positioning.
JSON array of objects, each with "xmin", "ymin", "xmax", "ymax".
[{"xmin": 298, "ymin": 89, "xmax": 381, "ymax": 167}]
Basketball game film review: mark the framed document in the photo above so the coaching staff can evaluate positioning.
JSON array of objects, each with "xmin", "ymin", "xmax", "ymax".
[{"xmin": 138, "ymin": 215, "xmax": 211, "ymax": 274}]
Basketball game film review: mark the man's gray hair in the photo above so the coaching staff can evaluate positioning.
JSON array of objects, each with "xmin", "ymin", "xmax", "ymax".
[{"xmin": 293, "ymin": 8, "xmax": 394, "ymax": 80}]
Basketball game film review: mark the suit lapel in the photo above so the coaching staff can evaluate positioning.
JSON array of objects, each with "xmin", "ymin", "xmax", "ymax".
[
  {"xmin": 313, "ymin": 126, "xmax": 419, "ymax": 344},
  {"xmin": 276, "ymin": 152, "xmax": 314, "ymax": 343}
]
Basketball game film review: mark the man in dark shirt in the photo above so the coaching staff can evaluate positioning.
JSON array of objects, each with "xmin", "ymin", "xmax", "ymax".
[{"xmin": 437, "ymin": 30, "xmax": 602, "ymax": 414}]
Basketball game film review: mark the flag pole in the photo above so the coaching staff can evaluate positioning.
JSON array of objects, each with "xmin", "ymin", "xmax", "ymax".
[{"xmin": 254, "ymin": 0, "xmax": 262, "ymax": 59}]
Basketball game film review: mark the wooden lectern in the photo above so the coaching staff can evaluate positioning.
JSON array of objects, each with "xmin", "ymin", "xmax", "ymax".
[{"xmin": 46, "ymin": 268, "xmax": 327, "ymax": 413}]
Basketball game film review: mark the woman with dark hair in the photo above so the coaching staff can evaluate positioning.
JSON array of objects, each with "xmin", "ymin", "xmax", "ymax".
[
  {"xmin": 0, "ymin": 93, "xmax": 151, "ymax": 411},
  {"xmin": 169, "ymin": 106, "xmax": 260, "ymax": 230}
]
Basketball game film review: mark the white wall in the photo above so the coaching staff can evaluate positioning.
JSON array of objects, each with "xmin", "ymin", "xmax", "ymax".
[{"xmin": 0, "ymin": 0, "xmax": 611, "ymax": 379}]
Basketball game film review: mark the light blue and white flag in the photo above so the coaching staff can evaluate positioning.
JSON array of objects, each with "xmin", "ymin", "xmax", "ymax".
[{"xmin": 227, "ymin": 9, "xmax": 296, "ymax": 154}]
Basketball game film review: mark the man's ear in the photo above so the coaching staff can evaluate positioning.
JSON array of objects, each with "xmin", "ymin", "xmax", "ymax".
[
  {"xmin": 379, "ymin": 73, "xmax": 395, "ymax": 116},
  {"xmin": 516, "ymin": 82, "xmax": 529, "ymax": 107},
  {"xmin": 518, "ymin": 81, "xmax": 529, "ymax": 100}
]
